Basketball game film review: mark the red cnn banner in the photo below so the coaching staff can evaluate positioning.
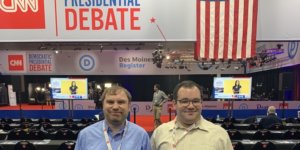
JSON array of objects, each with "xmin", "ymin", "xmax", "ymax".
[
  {"xmin": 0, "ymin": 0, "xmax": 45, "ymax": 29},
  {"xmin": 8, "ymin": 55, "xmax": 24, "ymax": 71}
]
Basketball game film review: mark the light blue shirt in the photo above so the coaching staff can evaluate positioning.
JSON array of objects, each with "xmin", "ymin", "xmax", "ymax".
[{"xmin": 75, "ymin": 120, "xmax": 151, "ymax": 150}]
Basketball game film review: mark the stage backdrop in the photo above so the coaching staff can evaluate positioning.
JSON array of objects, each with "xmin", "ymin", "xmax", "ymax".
[
  {"xmin": 0, "ymin": 0, "xmax": 300, "ymax": 41},
  {"xmin": 0, "ymin": 50, "xmax": 243, "ymax": 75}
]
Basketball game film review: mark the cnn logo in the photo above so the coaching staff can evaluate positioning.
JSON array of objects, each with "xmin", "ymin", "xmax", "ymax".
[{"xmin": 8, "ymin": 55, "xmax": 24, "ymax": 71}]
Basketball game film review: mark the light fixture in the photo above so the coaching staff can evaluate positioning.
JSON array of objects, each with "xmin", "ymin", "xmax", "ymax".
[{"xmin": 104, "ymin": 83, "xmax": 112, "ymax": 88}]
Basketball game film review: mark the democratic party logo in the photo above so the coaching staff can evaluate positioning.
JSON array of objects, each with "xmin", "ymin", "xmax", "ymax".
[
  {"xmin": 0, "ymin": 0, "xmax": 45, "ymax": 29},
  {"xmin": 79, "ymin": 55, "xmax": 95, "ymax": 71},
  {"xmin": 8, "ymin": 54, "xmax": 24, "ymax": 71},
  {"xmin": 288, "ymin": 42, "xmax": 298, "ymax": 59},
  {"xmin": 131, "ymin": 104, "xmax": 139, "ymax": 112},
  {"xmin": 239, "ymin": 103, "xmax": 248, "ymax": 109}
]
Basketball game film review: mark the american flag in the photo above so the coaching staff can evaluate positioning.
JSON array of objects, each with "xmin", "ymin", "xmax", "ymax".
[{"xmin": 194, "ymin": 0, "xmax": 258, "ymax": 60}]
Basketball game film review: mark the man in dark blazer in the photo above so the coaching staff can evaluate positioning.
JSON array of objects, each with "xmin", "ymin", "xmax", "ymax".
[{"xmin": 259, "ymin": 106, "xmax": 282, "ymax": 129}]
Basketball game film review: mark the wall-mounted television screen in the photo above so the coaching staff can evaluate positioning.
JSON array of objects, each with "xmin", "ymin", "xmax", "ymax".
[
  {"xmin": 213, "ymin": 77, "xmax": 252, "ymax": 99},
  {"xmin": 50, "ymin": 78, "xmax": 88, "ymax": 99}
]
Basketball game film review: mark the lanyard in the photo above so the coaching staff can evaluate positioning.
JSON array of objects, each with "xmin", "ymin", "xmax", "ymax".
[
  {"xmin": 171, "ymin": 119, "xmax": 196, "ymax": 150},
  {"xmin": 103, "ymin": 120, "xmax": 128, "ymax": 150}
]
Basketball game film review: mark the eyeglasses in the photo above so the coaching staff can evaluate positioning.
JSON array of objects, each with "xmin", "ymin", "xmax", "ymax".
[{"xmin": 177, "ymin": 98, "xmax": 202, "ymax": 107}]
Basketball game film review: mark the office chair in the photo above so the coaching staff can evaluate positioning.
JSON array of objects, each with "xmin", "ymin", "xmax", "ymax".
[
  {"xmin": 0, "ymin": 122, "xmax": 11, "ymax": 131},
  {"xmin": 20, "ymin": 122, "xmax": 34, "ymax": 130},
  {"xmin": 7, "ymin": 128, "xmax": 28, "ymax": 140},
  {"xmin": 80, "ymin": 118, "xmax": 93, "ymax": 124},
  {"xmin": 250, "ymin": 141, "xmax": 276, "ymax": 150},
  {"xmin": 1, "ymin": 118, "xmax": 13, "ymax": 124},
  {"xmin": 14, "ymin": 140, "xmax": 37, "ymax": 150},
  {"xmin": 57, "ymin": 141, "xmax": 76, "ymax": 150},
  {"xmin": 61, "ymin": 118, "xmax": 74, "ymax": 124},
  {"xmin": 291, "ymin": 143, "xmax": 300, "ymax": 150},
  {"xmin": 268, "ymin": 123, "xmax": 284, "ymax": 130},
  {"xmin": 252, "ymin": 130, "xmax": 273, "ymax": 140},
  {"xmin": 20, "ymin": 118, "xmax": 33, "ymax": 123},
  {"xmin": 227, "ymin": 130, "xmax": 243, "ymax": 140},
  {"xmin": 247, "ymin": 123, "xmax": 261, "ymax": 130},
  {"xmin": 63, "ymin": 122, "xmax": 80, "ymax": 130},
  {"xmin": 28, "ymin": 129, "xmax": 47, "ymax": 140},
  {"xmin": 38, "ymin": 118, "xmax": 51, "ymax": 123},
  {"xmin": 223, "ymin": 117, "xmax": 237, "ymax": 123},
  {"xmin": 221, "ymin": 122, "xmax": 235, "ymax": 130},
  {"xmin": 55, "ymin": 128, "xmax": 77, "ymax": 140},
  {"xmin": 283, "ymin": 130, "xmax": 300, "ymax": 139},
  {"xmin": 285, "ymin": 117, "xmax": 298, "ymax": 123},
  {"xmin": 39, "ymin": 122, "xmax": 53, "ymax": 131},
  {"xmin": 232, "ymin": 141, "xmax": 244, "ymax": 150}
]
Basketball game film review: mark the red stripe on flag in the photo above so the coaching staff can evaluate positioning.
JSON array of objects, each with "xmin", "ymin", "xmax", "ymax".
[
  {"xmin": 232, "ymin": 0, "xmax": 239, "ymax": 59},
  {"xmin": 241, "ymin": 0, "xmax": 249, "ymax": 58},
  {"xmin": 214, "ymin": 0, "xmax": 220, "ymax": 59},
  {"xmin": 223, "ymin": 0, "xmax": 230, "ymax": 60},
  {"xmin": 205, "ymin": 0, "xmax": 210, "ymax": 59},
  {"xmin": 251, "ymin": 0, "xmax": 258, "ymax": 57},
  {"xmin": 195, "ymin": 0, "xmax": 201, "ymax": 60}
]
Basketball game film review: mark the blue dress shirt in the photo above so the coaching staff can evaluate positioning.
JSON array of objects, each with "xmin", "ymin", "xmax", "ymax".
[{"xmin": 75, "ymin": 120, "xmax": 151, "ymax": 150}]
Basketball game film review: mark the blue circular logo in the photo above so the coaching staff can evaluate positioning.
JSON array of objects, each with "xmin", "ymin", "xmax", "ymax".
[
  {"xmin": 288, "ymin": 42, "xmax": 298, "ymax": 59},
  {"xmin": 131, "ymin": 104, "xmax": 139, "ymax": 112},
  {"xmin": 239, "ymin": 103, "xmax": 248, "ymax": 109},
  {"xmin": 79, "ymin": 55, "xmax": 95, "ymax": 71}
]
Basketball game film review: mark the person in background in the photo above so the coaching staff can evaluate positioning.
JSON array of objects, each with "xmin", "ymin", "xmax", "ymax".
[
  {"xmin": 69, "ymin": 81, "xmax": 78, "ymax": 94},
  {"xmin": 232, "ymin": 80, "xmax": 242, "ymax": 94},
  {"xmin": 75, "ymin": 85, "xmax": 151, "ymax": 150},
  {"xmin": 151, "ymin": 84, "xmax": 169, "ymax": 128},
  {"xmin": 259, "ymin": 106, "xmax": 282, "ymax": 129},
  {"xmin": 151, "ymin": 80, "xmax": 233, "ymax": 150}
]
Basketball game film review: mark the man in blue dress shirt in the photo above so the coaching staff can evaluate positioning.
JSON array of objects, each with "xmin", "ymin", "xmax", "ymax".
[{"xmin": 75, "ymin": 85, "xmax": 151, "ymax": 150}]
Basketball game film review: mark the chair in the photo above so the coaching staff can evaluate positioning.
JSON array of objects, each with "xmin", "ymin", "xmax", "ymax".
[
  {"xmin": 28, "ymin": 129, "xmax": 47, "ymax": 140},
  {"xmin": 285, "ymin": 117, "xmax": 298, "ymax": 123},
  {"xmin": 282, "ymin": 130, "xmax": 300, "ymax": 139},
  {"xmin": 63, "ymin": 122, "xmax": 80, "ymax": 130},
  {"xmin": 223, "ymin": 117, "xmax": 237, "ymax": 123},
  {"xmin": 232, "ymin": 141, "xmax": 244, "ymax": 150},
  {"xmin": 61, "ymin": 118, "xmax": 73, "ymax": 124},
  {"xmin": 20, "ymin": 122, "xmax": 34, "ymax": 129},
  {"xmin": 291, "ymin": 143, "xmax": 300, "ymax": 150},
  {"xmin": 1, "ymin": 118, "xmax": 13, "ymax": 124},
  {"xmin": 57, "ymin": 141, "xmax": 76, "ymax": 150},
  {"xmin": 0, "ymin": 122, "xmax": 11, "ymax": 131},
  {"xmin": 252, "ymin": 130, "xmax": 273, "ymax": 140},
  {"xmin": 268, "ymin": 123, "xmax": 284, "ymax": 130},
  {"xmin": 55, "ymin": 128, "xmax": 77, "ymax": 140},
  {"xmin": 14, "ymin": 140, "xmax": 37, "ymax": 150},
  {"xmin": 20, "ymin": 118, "xmax": 33, "ymax": 123},
  {"xmin": 38, "ymin": 118, "xmax": 51, "ymax": 123},
  {"xmin": 247, "ymin": 123, "xmax": 261, "ymax": 130},
  {"xmin": 39, "ymin": 122, "xmax": 53, "ymax": 130},
  {"xmin": 221, "ymin": 122, "xmax": 235, "ymax": 130},
  {"xmin": 80, "ymin": 118, "xmax": 93, "ymax": 124},
  {"xmin": 227, "ymin": 130, "xmax": 243, "ymax": 140},
  {"xmin": 7, "ymin": 128, "xmax": 28, "ymax": 140},
  {"xmin": 251, "ymin": 141, "xmax": 276, "ymax": 150}
]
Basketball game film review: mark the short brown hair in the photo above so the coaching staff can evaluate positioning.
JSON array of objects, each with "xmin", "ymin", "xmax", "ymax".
[
  {"xmin": 100, "ymin": 85, "xmax": 132, "ymax": 102},
  {"xmin": 173, "ymin": 80, "xmax": 203, "ymax": 101}
]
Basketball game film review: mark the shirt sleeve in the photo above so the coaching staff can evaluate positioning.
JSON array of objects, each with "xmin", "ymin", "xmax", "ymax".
[
  {"xmin": 150, "ymin": 130, "xmax": 157, "ymax": 150},
  {"xmin": 74, "ymin": 131, "xmax": 84, "ymax": 150},
  {"xmin": 142, "ymin": 131, "xmax": 152, "ymax": 150},
  {"xmin": 161, "ymin": 91, "xmax": 169, "ymax": 100}
]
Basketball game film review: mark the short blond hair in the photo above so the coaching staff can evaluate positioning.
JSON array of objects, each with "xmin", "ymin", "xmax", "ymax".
[{"xmin": 268, "ymin": 106, "xmax": 276, "ymax": 114}]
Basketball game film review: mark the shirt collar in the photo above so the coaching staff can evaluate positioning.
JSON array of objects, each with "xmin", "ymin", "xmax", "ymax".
[
  {"xmin": 104, "ymin": 120, "xmax": 127, "ymax": 136},
  {"xmin": 168, "ymin": 116, "xmax": 209, "ymax": 132}
]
